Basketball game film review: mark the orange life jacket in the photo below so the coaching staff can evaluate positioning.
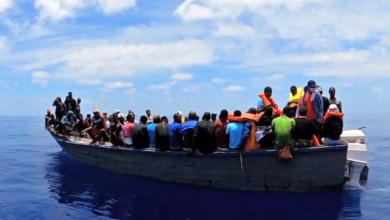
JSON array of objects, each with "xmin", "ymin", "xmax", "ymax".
[
  {"xmin": 227, "ymin": 113, "xmax": 261, "ymax": 151},
  {"xmin": 323, "ymin": 111, "xmax": 344, "ymax": 122},
  {"xmin": 258, "ymin": 93, "xmax": 282, "ymax": 115},
  {"xmin": 305, "ymin": 92, "xmax": 316, "ymax": 120}
]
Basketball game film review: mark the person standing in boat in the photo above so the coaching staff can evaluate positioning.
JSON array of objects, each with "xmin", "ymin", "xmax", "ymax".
[
  {"xmin": 88, "ymin": 108, "xmax": 108, "ymax": 145},
  {"xmin": 323, "ymin": 104, "xmax": 344, "ymax": 146},
  {"xmin": 258, "ymin": 87, "xmax": 283, "ymax": 116},
  {"xmin": 302, "ymin": 80, "xmax": 324, "ymax": 127},
  {"xmin": 65, "ymin": 92, "xmax": 77, "ymax": 113},
  {"xmin": 192, "ymin": 112, "xmax": 217, "ymax": 154},
  {"xmin": 147, "ymin": 114, "xmax": 161, "ymax": 148},
  {"xmin": 181, "ymin": 111, "xmax": 198, "ymax": 151},
  {"xmin": 214, "ymin": 109, "xmax": 229, "ymax": 150},
  {"xmin": 145, "ymin": 109, "xmax": 153, "ymax": 125},
  {"xmin": 123, "ymin": 113, "xmax": 135, "ymax": 146},
  {"xmin": 109, "ymin": 113, "xmax": 124, "ymax": 147},
  {"xmin": 155, "ymin": 116, "xmax": 170, "ymax": 151},
  {"xmin": 118, "ymin": 113, "xmax": 126, "ymax": 141},
  {"xmin": 239, "ymin": 108, "xmax": 260, "ymax": 151},
  {"xmin": 168, "ymin": 113, "xmax": 183, "ymax": 151},
  {"xmin": 316, "ymin": 86, "xmax": 330, "ymax": 114},
  {"xmin": 272, "ymin": 107, "xmax": 296, "ymax": 149},
  {"xmin": 132, "ymin": 116, "xmax": 150, "ymax": 148},
  {"xmin": 75, "ymin": 98, "xmax": 81, "ymax": 119},
  {"xmin": 293, "ymin": 106, "xmax": 319, "ymax": 147},
  {"xmin": 287, "ymin": 86, "xmax": 302, "ymax": 117},
  {"xmin": 226, "ymin": 110, "xmax": 245, "ymax": 150},
  {"xmin": 53, "ymin": 97, "xmax": 66, "ymax": 121},
  {"xmin": 329, "ymin": 87, "xmax": 343, "ymax": 113}
]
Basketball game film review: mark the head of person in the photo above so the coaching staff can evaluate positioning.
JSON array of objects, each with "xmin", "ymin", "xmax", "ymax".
[
  {"xmin": 283, "ymin": 106, "xmax": 292, "ymax": 116},
  {"xmin": 77, "ymin": 98, "xmax": 81, "ymax": 104},
  {"xmin": 116, "ymin": 109, "xmax": 120, "ymax": 114},
  {"xmin": 303, "ymin": 86, "xmax": 309, "ymax": 94},
  {"xmin": 176, "ymin": 111, "xmax": 183, "ymax": 118},
  {"xmin": 247, "ymin": 107, "xmax": 257, "ymax": 115},
  {"xmin": 161, "ymin": 116, "xmax": 168, "ymax": 123},
  {"xmin": 173, "ymin": 113, "xmax": 182, "ymax": 123},
  {"xmin": 128, "ymin": 109, "xmax": 134, "ymax": 115},
  {"xmin": 102, "ymin": 111, "xmax": 108, "ymax": 119},
  {"xmin": 112, "ymin": 113, "xmax": 118, "ymax": 123},
  {"xmin": 93, "ymin": 108, "xmax": 100, "ymax": 117},
  {"xmin": 68, "ymin": 92, "xmax": 72, "ymax": 99},
  {"xmin": 140, "ymin": 115, "xmax": 148, "ymax": 125},
  {"xmin": 86, "ymin": 114, "xmax": 91, "ymax": 119},
  {"xmin": 329, "ymin": 87, "xmax": 336, "ymax": 98},
  {"xmin": 264, "ymin": 87, "xmax": 272, "ymax": 98},
  {"xmin": 202, "ymin": 112, "xmax": 211, "ymax": 121},
  {"xmin": 290, "ymin": 86, "xmax": 297, "ymax": 95},
  {"xmin": 298, "ymin": 106, "xmax": 308, "ymax": 117},
  {"xmin": 118, "ymin": 113, "xmax": 125, "ymax": 123},
  {"xmin": 50, "ymin": 114, "xmax": 55, "ymax": 119},
  {"xmin": 219, "ymin": 109, "xmax": 228, "ymax": 121},
  {"xmin": 53, "ymin": 97, "xmax": 61, "ymax": 106},
  {"xmin": 185, "ymin": 116, "xmax": 189, "ymax": 122},
  {"xmin": 211, "ymin": 113, "xmax": 217, "ymax": 121},
  {"xmin": 264, "ymin": 106, "xmax": 273, "ymax": 116},
  {"xmin": 233, "ymin": 110, "xmax": 242, "ymax": 117},
  {"xmin": 153, "ymin": 114, "xmax": 161, "ymax": 124},
  {"xmin": 78, "ymin": 114, "xmax": 84, "ymax": 121},
  {"xmin": 127, "ymin": 113, "xmax": 135, "ymax": 123},
  {"xmin": 47, "ymin": 109, "xmax": 51, "ymax": 115},
  {"xmin": 328, "ymin": 104, "xmax": 339, "ymax": 112},
  {"xmin": 146, "ymin": 109, "xmax": 151, "ymax": 116},
  {"xmin": 316, "ymin": 85, "xmax": 323, "ymax": 95},
  {"xmin": 67, "ymin": 110, "xmax": 74, "ymax": 118},
  {"xmin": 307, "ymin": 80, "xmax": 317, "ymax": 93},
  {"xmin": 188, "ymin": 110, "xmax": 197, "ymax": 120}
]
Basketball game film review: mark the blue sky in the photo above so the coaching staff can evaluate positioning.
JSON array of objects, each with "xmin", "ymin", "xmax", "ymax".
[{"xmin": 0, "ymin": 0, "xmax": 389, "ymax": 117}]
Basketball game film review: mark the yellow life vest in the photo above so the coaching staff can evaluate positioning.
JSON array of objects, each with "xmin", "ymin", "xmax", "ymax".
[{"xmin": 289, "ymin": 87, "xmax": 302, "ymax": 107}]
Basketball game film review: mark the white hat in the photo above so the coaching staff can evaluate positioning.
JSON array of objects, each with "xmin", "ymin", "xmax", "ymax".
[
  {"xmin": 118, "ymin": 113, "xmax": 125, "ymax": 118},
  {"xmin": 176, "ymin": 111, "xmax": 183, "ymax": 116},
  {"xmin": 328, "ymin": 104, "xmax": 339, "ymax": 112},
  {"xmin": 116, "ymin": 109, "xmax": 120, "ymax": 113}
]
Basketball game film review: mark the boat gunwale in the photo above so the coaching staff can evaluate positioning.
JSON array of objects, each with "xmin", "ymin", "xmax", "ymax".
[{"xmin": 50, "ymin": 130, "xmax": 348, "ymax": 157}]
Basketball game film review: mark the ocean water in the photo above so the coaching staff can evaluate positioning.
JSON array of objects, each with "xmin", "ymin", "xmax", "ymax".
[{"xmin": 0, "ymin": 116, "xmax": 389, "ymax": 220}]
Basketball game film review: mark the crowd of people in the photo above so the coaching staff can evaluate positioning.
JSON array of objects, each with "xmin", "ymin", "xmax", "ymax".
[{"xmin": 45, "ymin": 80, "xmax": 345, "ymax": 154}]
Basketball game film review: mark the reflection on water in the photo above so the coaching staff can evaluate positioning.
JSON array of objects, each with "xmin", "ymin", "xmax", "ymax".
[{"xmin": 44, "ymin": 151, "xmax": 363, "ymax": 220}]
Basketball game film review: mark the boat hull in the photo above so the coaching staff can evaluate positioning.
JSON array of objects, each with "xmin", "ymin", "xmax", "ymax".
[{"xmin": 51, "ymin": 132, "xmax": 348, "ymax": 192}]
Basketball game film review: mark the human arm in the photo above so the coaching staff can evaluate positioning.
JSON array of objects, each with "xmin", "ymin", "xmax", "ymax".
[
  {"xmin": 192, "ymin": 124, "xmax": 200, "ymax": 151},
  {"xmin": 338, "ymin": 100, "xmax": 343, "ymax": 113},
  {"xmin": 239, "ymin": 122, "xmax": 252, "ymax": 149},
  {"xmin": 310, "ymin": 119, "xmax": 319, "ymax": 136}
]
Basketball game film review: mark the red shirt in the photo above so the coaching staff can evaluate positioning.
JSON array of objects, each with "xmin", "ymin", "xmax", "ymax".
[
  {"xmin": 124, "ymin": 122, "xmax": 135, "ymax": 138},
  {"xmin": 214, "ymin": 119, "xmax": 229, "ymax": 148}
]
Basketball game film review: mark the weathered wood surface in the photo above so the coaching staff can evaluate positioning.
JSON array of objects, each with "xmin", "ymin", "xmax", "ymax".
[{"xmin": 49, "ymin": 130, "xmax": 347, "ymax": 192}]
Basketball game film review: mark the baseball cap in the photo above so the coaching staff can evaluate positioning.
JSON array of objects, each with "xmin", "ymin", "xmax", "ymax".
[
  {"xmin": 103, "ymin": 111, "xmax": 108, "ymax": 115},
  {"xmin": 118, "ymin": 113, "xmax": 125, "ymax": 118},
  {"xmin": 47, "ymin": 109, "xmax": 51, "ymax": 113},
  {"xmin": 328, "ymin": 104, "xmax": 339, "ymax": 112},
  {"xmin": 176, "ymin": 111, "xmax": 183, "ymax": 116}
]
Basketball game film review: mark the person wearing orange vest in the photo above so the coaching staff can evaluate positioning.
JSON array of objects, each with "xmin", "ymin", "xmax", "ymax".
[
  {"xmin": 258, "ymin": 87, "xmax": 283, "ymax": 116},
  {"xmin": 239, "ymin": 108, "xmax": 260, "ymax": 151},
  {"xmin": 302, "ymin": 80, "xmax": 324, "ymax": 126},
  {"xmin": 323, "ymin": 104, "xmax": 344, "ymax": 146}
]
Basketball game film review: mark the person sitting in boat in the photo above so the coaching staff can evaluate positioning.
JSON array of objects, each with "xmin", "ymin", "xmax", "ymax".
[
  {"xmin": 239, "ymin": 108, "xmax": 260, "ymax": 151},
  {"xmin": 215, "ymin": 109, "xmax": 229, "ymax": 150},
  {"xmin": 85, "ymin": 114, "xmax": 92, "ymax": 125},
  {"xmin": 329, "ymin": 87, "xmax": 343, "ymax": 113},
  {"xmin": 87, "ymin": 108, "xmax": 108, "ymax": 145},
  {"xmin": 53, "ymin": 97, "xmax": 67, "ymax": 121},
  {"xmin": 126, "ymin": 110, "xmax": 139, "ymax": 124},
  {"xmin": 302, "ymin": 80, "xmax": 323, "ymax": 127},
  {"xmin": 192, "ymin": 112, "xmax": 217, "ymax": 154},
  {"xmin": 147, "ymin": 114, "xmax": 161, "ymax": 148},
  {"xmin": 118, "ymin": 113, "xmax": 126, "ymax": 141},
  {"xmin": 226, "ymin": 110, "xmax": 245, "ymax": 150},
  {"xmin": 123, "ymin": 113, "xmax": 135, "ymax": 146},
  {"xmin": 258, "ymin": 87, "xmax": 283, "ymax": 116},
  {"xmin": 168, "ymin": 113, "xmax": 183, "ymax": 151},
  {"xmin": 74, "ymin": 114, "xmax": 89, "ymax": 134},
  {"xmin": 181, "ymin": 111, "xmax": 198, "ymax": 151},
  {"xmin": 323, "ymin": 104, "xmax": 344, "ymax": 146},
  {"xmin": 45, "ymin": 109, "xmax": 51, "ymax": 128},
  {"xmin": 59, "ymin": 110, "xmax": 76, "ymax": 135},
  {"xmin": 293, "ymin": 106, "xmax": 319, "ymax": 148},
  {"xmin": 132, "ymin": 116, "xmax": 150, "ymax": 148},
  {"xmin": 47, "ymin": 114, "xmax": 58, "ymax": 128},
  {"xmin": 287, "ymin": 86, "xmax": 302, "ymax": 117},
  {"xmin": 109, "ymin": 113, "xmax": 124, "ymax": 147},
  {"xmin": 255, "ymin": 106, "xmax": 274, "ymax": 148},
  {"xmin": 155, "ymin": 116, "xmax": 170, "ymax": 152},
  {"xmin": 175, "ymin": 111, "xmax": 185, "ymax": 124},
  {"xmin": 272, "ymin": 107, "xmax": 296, "ymax": 149},
  {"xmin": 316, "ymin": 86, "xmax": 330, "ymax": 115},
  {"xmin": 102, "ymin": 111, "xmax": 110, "ymax": 130}
]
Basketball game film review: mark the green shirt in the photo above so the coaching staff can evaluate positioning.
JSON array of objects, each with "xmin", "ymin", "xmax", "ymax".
[{"xmin": 272, "ymin": 115, "xmax": 295, "ymax": 149}]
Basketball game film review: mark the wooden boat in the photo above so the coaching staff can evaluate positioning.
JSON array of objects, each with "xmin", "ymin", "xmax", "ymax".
[{"xmin": 47, "ymin": 127, "xmax": 349, "ymax": 192}]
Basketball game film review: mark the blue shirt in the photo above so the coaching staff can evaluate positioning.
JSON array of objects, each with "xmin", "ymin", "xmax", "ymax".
[
  {"xmin": 168, "ymin": 122, "xmax": 182, "ymax": 148},
  {"xmin": 226, "ymin": 122, "xmax": 245, "ymax": 149},
  {"xmin": 147, "ymin": 123, "xmax": 157, "ymax": 147},
  {"xmin": 257, "ymin": 99, "xmax": 264, "ymax": 108},
  {"xmin": 240, "ymin": 121, "xmax": 252, "ymax": 147},
  {"xmin": 61, "ymin": 116, "xmax": 75, "ymax": 127},
  {"xmin": 181, "ymin": 120, "xmax": 198, "ymax": 136}
]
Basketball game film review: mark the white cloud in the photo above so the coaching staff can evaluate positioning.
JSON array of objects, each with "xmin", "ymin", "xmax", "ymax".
[
  {"xmin": 213, "ymin": 23, "xmax": 255, "ymax": 38},
  {"xmin": 31, "ymin": 71, "xmax": 51, "ymax": 87},
  {"xmin": 0, "ymin": 0, "xmax": 13, "ymax": 13},
  {"xmin": 372, "ymin": 86, "xmax": 384, "ymax": 93},
  {"xmin": 125, "ymin": 88, "xmax": 137, "ymax": 95},
  {"xmin": 222, "ymin": 85, "xmax": 245, "ymax": 92},
  {"xmin": 266, "ymin": 74, "xmax": 285, "ymax": 80},
  {"xmin": 103, "ymin": 81, "xmax": 134, "ymax": 89},
  {"xmin": 147, "ymin": 81, "xmax": 176, "ymax": 90},
  {"xmin": 171, "ymin": 73, "xmax": 193, "ymax": 81},
  {"xmin": 212, "ymin": 78, "xmax": 227, "ymax": 83},
  {"xmin": 93, "ymin": 0, "xmax": 137, "ymax": 15},
  {"xmin": 182, "ymin": 85, "xmax": 199, "ymax": 92}
]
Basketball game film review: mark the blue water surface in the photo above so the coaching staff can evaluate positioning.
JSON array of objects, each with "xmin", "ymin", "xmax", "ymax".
[{"xmin": 0, "ymin": 116, "xmax": 389, "ymax": 220}]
